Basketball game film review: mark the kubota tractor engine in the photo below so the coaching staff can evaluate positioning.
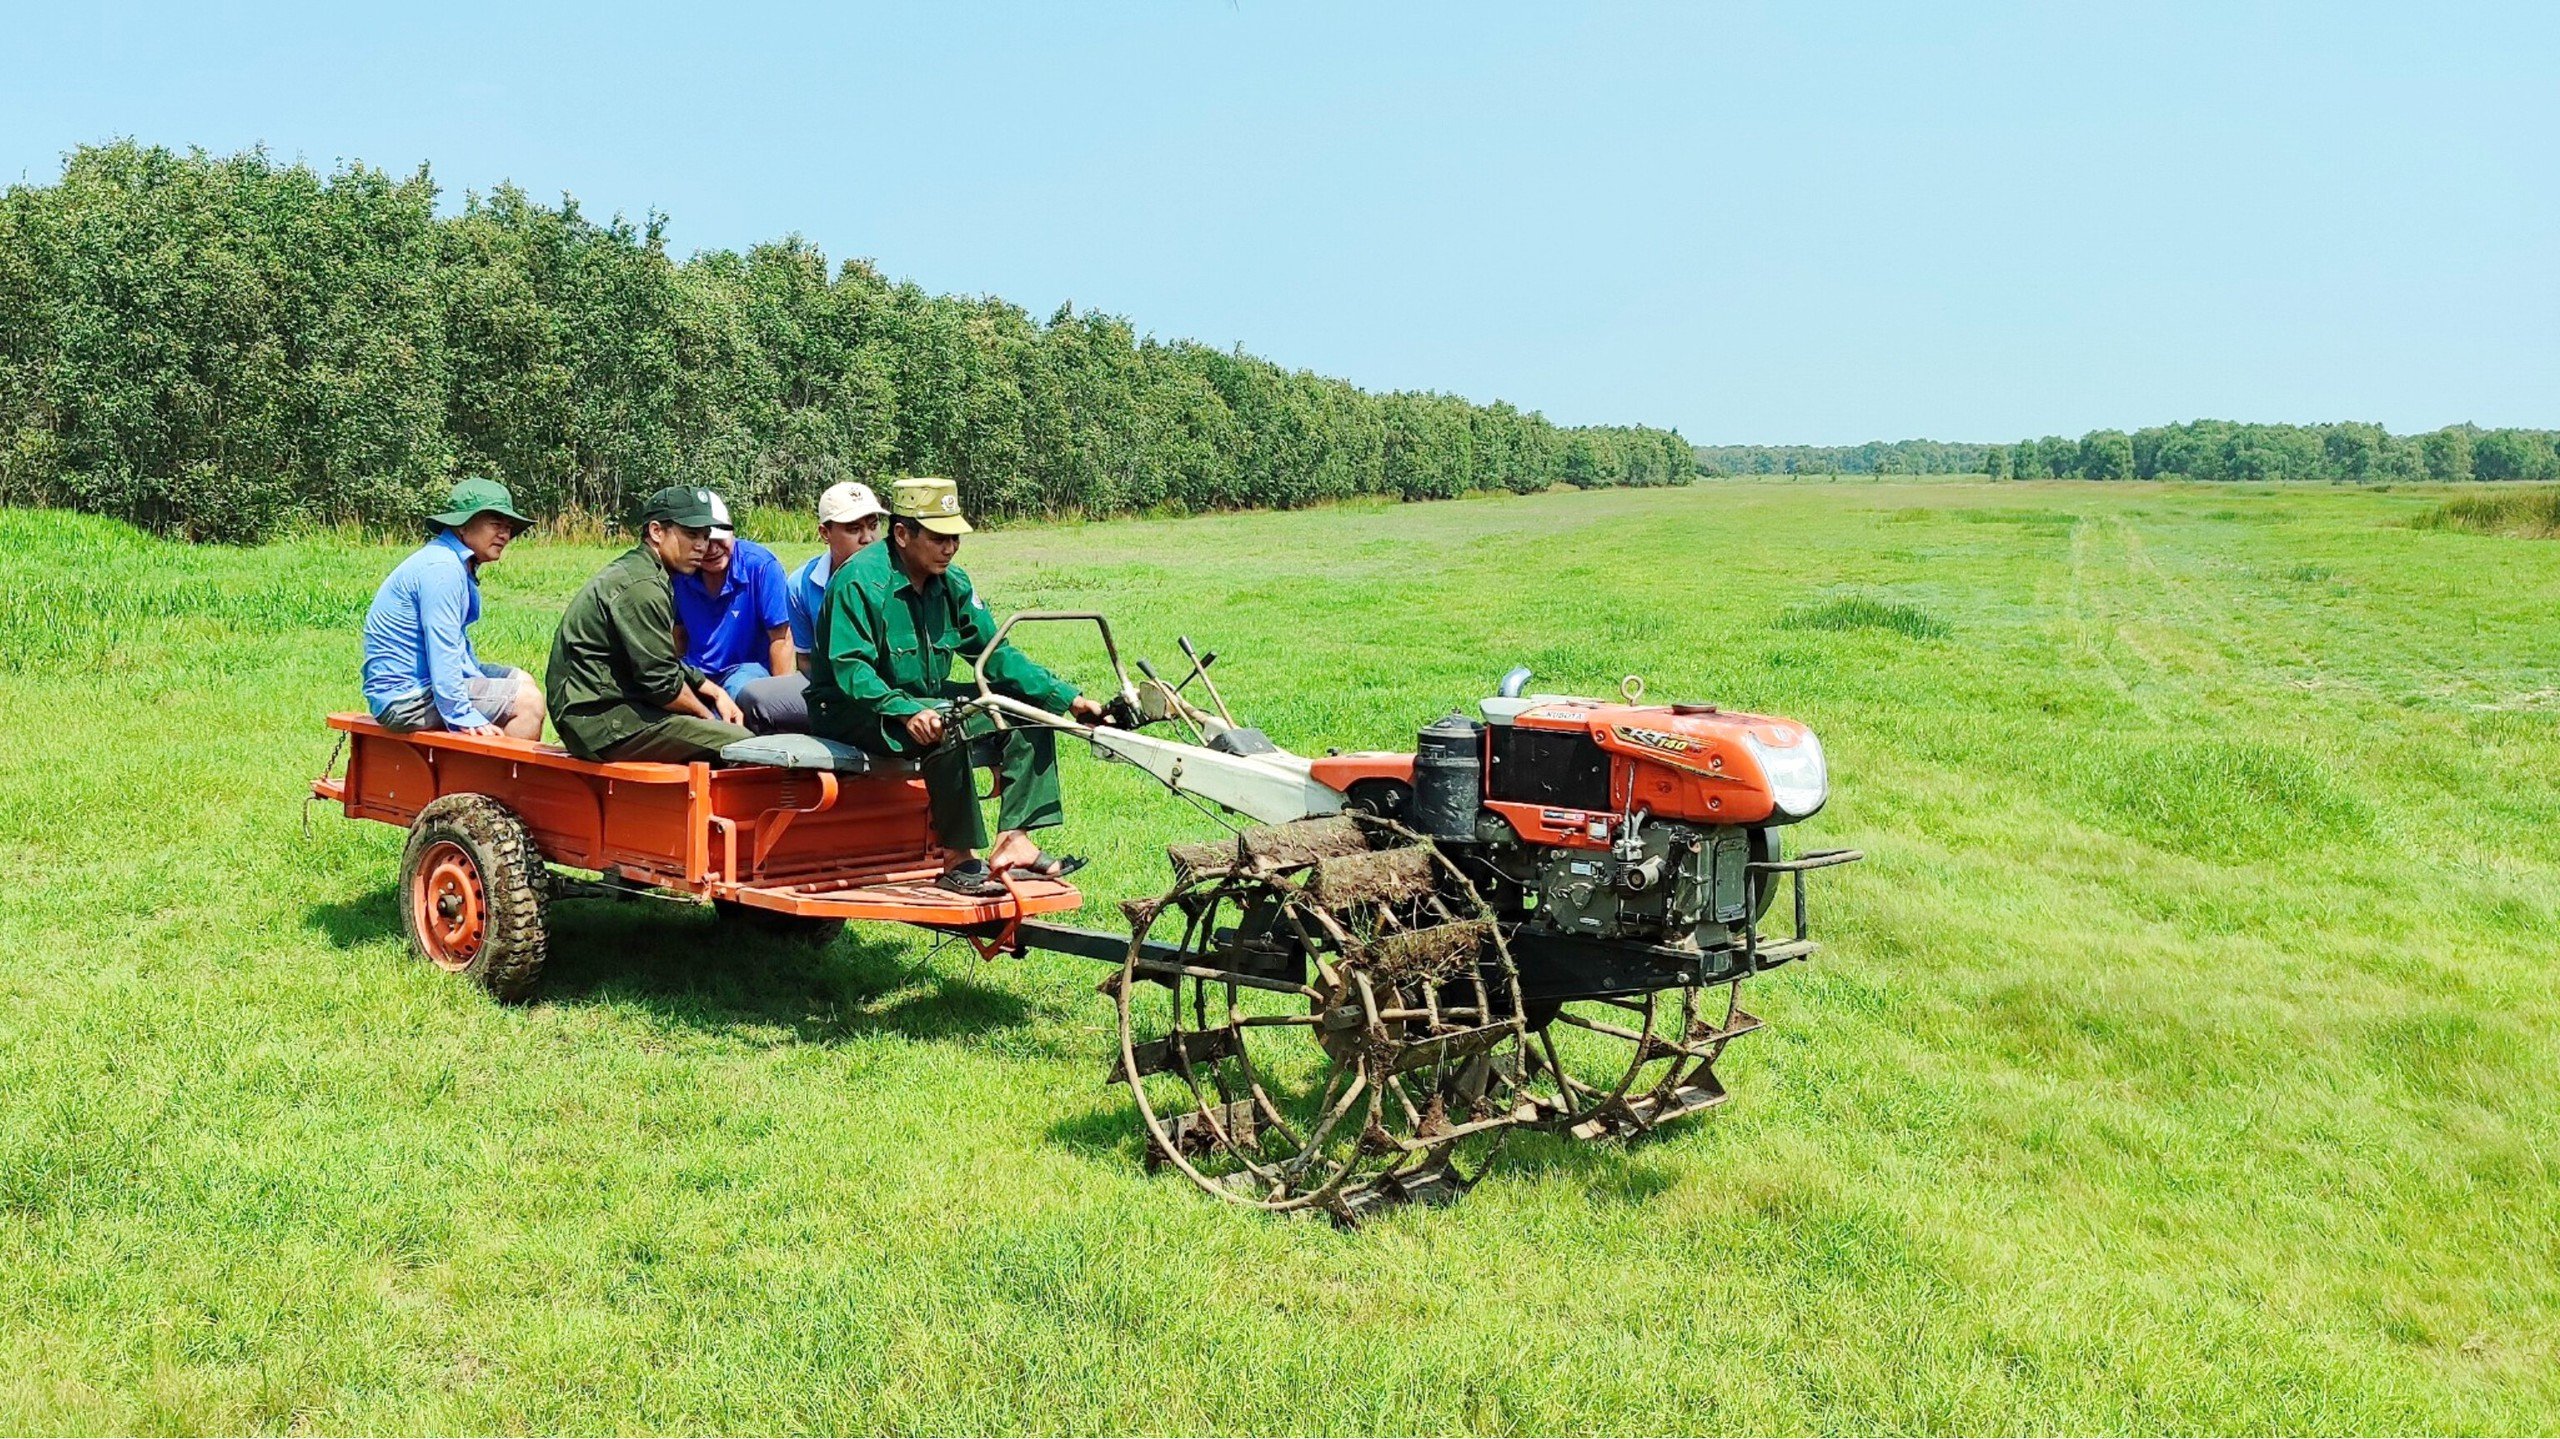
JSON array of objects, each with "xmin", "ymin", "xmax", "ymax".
[{"xmin": 1380, "ymin": 671, "xmax": 1828, "ymax": 958}]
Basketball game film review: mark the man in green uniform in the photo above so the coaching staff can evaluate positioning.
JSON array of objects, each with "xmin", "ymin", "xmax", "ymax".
[
  {"xmin": 546, "ymin": 485, "xmax": 754, "ymax": 763},
  {"xmin": 808, "ymin": 477, "xmax": 1107, "ymax": 894}
]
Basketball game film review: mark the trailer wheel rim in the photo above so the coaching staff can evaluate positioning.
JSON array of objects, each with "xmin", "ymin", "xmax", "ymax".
[{"xmin": 413, "ymin": 840, "xmax": 487, "ymax": 970}]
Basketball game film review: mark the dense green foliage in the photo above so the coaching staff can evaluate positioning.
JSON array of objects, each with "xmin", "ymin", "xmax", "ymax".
[
  {"xmin": 1695, "ymin": 438, "xmax": 1992, "ymax": 476},
  {"xmin": 8, "ymin": 482, "xmax": 2558, "ymax": 1430},
  {"xmin": 0, "ymin": 143, "xmax": 1692, "ymax": 540},
  {"xmin": 1702, "ymin": 423, "xmax": 2560, "ymax": 483}
]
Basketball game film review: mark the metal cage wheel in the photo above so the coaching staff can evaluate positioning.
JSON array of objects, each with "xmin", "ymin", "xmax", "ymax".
[
  {"xmin": 1111, "ymin": 828, "xmax": 1530, "ymax": 1218},
  {"xmin": 1517, "ymin": 978, "xmax": 1756, "ymax": 1140}
]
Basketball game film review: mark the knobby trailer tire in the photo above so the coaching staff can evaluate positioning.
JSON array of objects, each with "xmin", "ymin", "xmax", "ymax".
[{"xmin": 398, "ymin": 792, "xmax": 551, "ymax": 1002}]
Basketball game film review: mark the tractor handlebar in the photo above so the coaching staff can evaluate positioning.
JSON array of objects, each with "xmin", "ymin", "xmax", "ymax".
[{"xmin": 965, "ymin": 610, "xmax": 1142, "ymax": 732}]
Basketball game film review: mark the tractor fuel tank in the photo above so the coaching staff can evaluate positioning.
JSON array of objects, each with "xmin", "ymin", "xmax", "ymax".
[{"xmin": 1411, "ymin": 712, "xmax": 1484, "ymax": 841}]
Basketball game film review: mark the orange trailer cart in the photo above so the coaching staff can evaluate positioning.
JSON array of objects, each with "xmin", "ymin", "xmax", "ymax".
[{"xmin": 312, "ymin": 713, "xmax": 1083, "ymax": 998}]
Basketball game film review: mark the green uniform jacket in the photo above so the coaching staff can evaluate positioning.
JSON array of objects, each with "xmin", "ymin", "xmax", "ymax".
[
  {"xmin": 807, "ymin": 541, "xmax": 1077, "ymax": 754},
  {"xmin": 544, "ymin": 544, "xmax": 710, "ymax": 760}
]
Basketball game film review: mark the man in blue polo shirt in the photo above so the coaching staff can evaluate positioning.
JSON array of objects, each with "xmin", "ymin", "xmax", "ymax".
[
  {"xmin": 671, "ymin": 491, "xmax": 797, "ymax": 727},
  {"xmin": 710, "ymin": 481, "xmax": 887, "ymax": 733},
  {"xmin": 360, "ymin": 477, "xmax": 548, "ymax": 740}
]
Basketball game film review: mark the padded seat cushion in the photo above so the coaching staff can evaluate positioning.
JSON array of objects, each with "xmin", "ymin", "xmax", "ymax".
[{"xmin": 718, "ymin": 733, "xmax": 913, "ymax": 775}]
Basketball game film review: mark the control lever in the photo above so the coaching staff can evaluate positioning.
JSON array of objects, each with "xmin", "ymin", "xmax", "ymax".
[
  {"xmin": 1176, "ymin": 635, "xmax": 1236, "ymax": 726},
  {"xmin": 1169, "ymin": 653, "xmax": 1219, "ymax": 695}
]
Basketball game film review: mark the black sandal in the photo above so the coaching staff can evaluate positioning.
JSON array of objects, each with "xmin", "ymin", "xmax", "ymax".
[
  {"xmin": 1016, "ymin": 851, "xmax": 1088, "ymax": 880},
  {"xmin": 936, "ymin": 860, "xmax": 1006, "ymax": 897}
]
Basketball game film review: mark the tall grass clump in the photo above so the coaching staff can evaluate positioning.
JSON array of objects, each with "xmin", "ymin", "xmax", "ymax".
[
  {"xmin": 2413, "ymin": 488, "xmax": 2560, "ymax": 538},
  {"xmin": 2061, "ymin": 740, "xmax": 2369, "ymax": 861},
  {"xmin": 1775, "ymin": 596, "xmax": 1952, "ymax": 640}
]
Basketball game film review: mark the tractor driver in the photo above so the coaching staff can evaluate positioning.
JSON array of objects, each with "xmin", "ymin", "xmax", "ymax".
[
  {"xmin": 807, "ymin": 477, "xmax": 1107, "ymax": 896},
  {"xmin": 544, "ymin": 485, "xmax": 754, "ymax": 764}
]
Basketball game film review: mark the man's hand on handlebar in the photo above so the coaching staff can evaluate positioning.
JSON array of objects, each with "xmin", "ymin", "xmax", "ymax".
[
  {"xmin": 1067, "ymin": 695, "xmax": 1108, "ymax": 726},
  {"xmin": 904, "ymin": 707, "xmax": 947, "ymax": 747}
]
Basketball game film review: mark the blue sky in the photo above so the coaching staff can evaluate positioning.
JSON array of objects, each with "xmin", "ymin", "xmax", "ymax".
[{"xmin": 6, "ymin": 2, "xmax": 2552, "ymax": 444}]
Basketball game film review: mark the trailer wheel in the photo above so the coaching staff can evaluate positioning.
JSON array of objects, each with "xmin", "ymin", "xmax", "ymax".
[
  {"xmin": 712, "ymin": 899, "xmax": 846, "ymax": 949},
  {"xmin": 399, "ymin": 793, "xmax": 550, "ymax": 1002}
]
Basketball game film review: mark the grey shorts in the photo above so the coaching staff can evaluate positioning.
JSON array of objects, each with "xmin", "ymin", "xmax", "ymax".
[{"xmin": 376, "ymin": 666, "xmax": 527, "ymax": 732}]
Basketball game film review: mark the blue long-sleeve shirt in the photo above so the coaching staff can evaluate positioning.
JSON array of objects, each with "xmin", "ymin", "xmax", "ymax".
[{"xmin": 361, "ymin": 531, "xmax": 503, "ymax": 728}]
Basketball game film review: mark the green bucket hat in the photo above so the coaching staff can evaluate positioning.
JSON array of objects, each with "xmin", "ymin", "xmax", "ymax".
[{"xmin": 429, "ymin": 476, "xmax": 533, "ymax": 529}]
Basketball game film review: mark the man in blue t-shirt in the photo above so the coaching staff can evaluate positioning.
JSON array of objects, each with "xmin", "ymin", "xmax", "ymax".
[
  {"xmin": 787, "ymin": 481, "xmax": 890, "ymax": 665},
  {"xmin": 671, "ymin": 493, "xmax": 796, "ymax": 726},
  {"xmin": 716, "ymin": 481, "xmax": 888, "ymax": 733}
]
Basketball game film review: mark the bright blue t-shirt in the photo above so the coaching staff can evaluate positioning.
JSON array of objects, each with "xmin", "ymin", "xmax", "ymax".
[
  {"xmin": 673, "ymin": 538, "xmax": 792, "ymax": 675},
  {"xmin": 786, "ymin": 549, "xmax": 834, "ymax": 654}
]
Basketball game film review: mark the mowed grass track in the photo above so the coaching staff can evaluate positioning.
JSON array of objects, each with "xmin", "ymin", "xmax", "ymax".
[{"xmin": 3, "ymin": 480, "xmax": 2556, "ymax": 1433}]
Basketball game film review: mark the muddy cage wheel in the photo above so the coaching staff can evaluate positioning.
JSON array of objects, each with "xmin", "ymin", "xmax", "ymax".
[
  {"xmin": 1507, "ymin": 828, "xmax": 1787, "ymax": 1139},
  {"xmin": 1514, "ymin": 979, "xmax": 1760, "ymax": 1140},
  {"xmin": 1113, "ymin": 817, "xmax": 1532, "ymax": 1219},
  {"xmin": 398, "ymin": 793, "xmax": 551, "ymax": 1003}
]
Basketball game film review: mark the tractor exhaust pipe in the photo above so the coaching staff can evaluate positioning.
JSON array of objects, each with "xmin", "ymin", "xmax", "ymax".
[{"xmin": 1498, "ymin": 665, "xmax": 1534, "ymax": 698}]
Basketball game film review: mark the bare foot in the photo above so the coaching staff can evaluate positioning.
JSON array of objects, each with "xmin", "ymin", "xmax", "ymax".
[{"xmin": 986, "ymin": 831, "xmax": 1040, "ymax": 873}]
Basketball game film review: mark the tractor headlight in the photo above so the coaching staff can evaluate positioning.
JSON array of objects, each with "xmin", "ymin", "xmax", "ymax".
[{"xmin": 1742, "ymin": 729, "xmax": 1828, "ymax": 820}]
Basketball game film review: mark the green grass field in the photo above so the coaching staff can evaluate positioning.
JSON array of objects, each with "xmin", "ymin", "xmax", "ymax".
[{"xmin": 4, "ymin": 480, "xmax": 2556, "ymax": 1433}]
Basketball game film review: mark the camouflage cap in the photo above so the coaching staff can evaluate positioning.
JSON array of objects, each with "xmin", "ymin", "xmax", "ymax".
[{"xmin": 889, "ymin": 476, "xmax": 972, "ymax": 536}]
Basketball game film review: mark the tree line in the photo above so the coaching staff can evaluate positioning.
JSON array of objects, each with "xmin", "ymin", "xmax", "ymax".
[
  {"xmin": 1699, "ymin": 422, "xmax": 2560, "ymax": 483},
  {"xmin": 0, "ymin": 143, "xmax": 1695, "ymax": 541},
  {"xmin": 1985, "ymin": 421, "xmax": 2560, "ymax": 483},
  {"xmin": 1694, "ymin": 439, "xmax": 1990, "ymax": 476}
]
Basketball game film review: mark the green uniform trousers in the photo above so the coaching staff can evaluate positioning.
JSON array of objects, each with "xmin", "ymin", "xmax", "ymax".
[
  {"xmin": 595, "ymin": 711, "xmax": 753, "ymax": 763},
  {"xmin": 919, "ymin": 723, "xmax": 1063, "ymax": 852},
  {"xmin": 812, "ymin": 680, "xmax": 1067, "ymax": 852}
]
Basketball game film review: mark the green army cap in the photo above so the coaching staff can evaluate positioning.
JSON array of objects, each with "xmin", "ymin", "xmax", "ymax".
[
  {"xmin": 889, "ymin": 476, "xmax": 973, "ymax": 535},
  {"xmin": 429, "ymin": 476, "xmax": 532, "ymax": 529},
  {"xmin": 639, "ymin": 484, "xmax": 725, "ymax": 531}
]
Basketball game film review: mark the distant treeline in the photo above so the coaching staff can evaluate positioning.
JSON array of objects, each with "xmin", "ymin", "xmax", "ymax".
[
  {"xmin": 1694, "ymin": 439, "xmax": 1989, "ymax": 476},
  {"xmin": 0, "ymin": 143, "xmax": 1693, "ymax": 540},
  {"xmin": 1700, "ymin": 422, "xmax": 2560, "ymax": 483}
]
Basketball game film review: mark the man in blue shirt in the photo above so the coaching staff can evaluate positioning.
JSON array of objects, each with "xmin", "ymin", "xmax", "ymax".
[
  {"xmin": 724, "ymin": 481, "xmax": 887, "ymax": 733},
  {"xmin": 672, "ymin": 491, "xmax": 797, "ymax": 724},
  {"xmin": 360, "ymin": 477, "xmax": 547, "ymax": 740},
  {"xmin": 787, "ymin": 481, "xmax": 890, "ymax": 667}
]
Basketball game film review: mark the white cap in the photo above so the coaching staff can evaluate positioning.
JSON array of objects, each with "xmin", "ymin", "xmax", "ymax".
[
  {"xmin": 706, "ymin": 490, "xmax": 735, "ymax": 540},
  {"xmin": 817, "ymin": 481, "xmax": 888, "ymax": 525}
]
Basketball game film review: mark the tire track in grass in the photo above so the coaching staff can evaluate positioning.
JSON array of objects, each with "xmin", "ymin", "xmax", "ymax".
[
  {"xmin": 2111, "ymin": 515, "xmax": 2332, "ymax": 718},
  {"xmin": 2062, "ymin": 513, "xmax": 2161, "ymax": 725}
]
